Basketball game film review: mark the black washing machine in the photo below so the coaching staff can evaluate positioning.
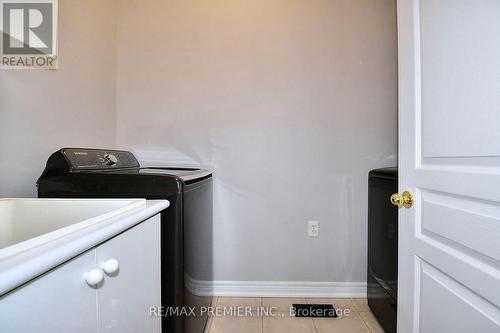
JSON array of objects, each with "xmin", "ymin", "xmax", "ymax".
[
  {"xmin": 37, "ymin": 148, "xmax": 213, "ymax": 333},
  {"xmin": 368, "ymin": 167, "xmax": 398, "ymax": 333}
]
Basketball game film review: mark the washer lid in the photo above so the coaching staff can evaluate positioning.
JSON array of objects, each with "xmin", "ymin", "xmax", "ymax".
[{"xmin": 137, "ymin": 168, "xmax": 211, "ymax": 182}]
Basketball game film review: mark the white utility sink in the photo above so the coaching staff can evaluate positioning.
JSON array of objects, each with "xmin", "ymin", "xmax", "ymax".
[
  {"xmin": 0, "ymin": 198, "xmax": 145, "ymax": 258},
  {"xmin": 0, "ymin": 198, "xmax": 169, "ymax": 296}
]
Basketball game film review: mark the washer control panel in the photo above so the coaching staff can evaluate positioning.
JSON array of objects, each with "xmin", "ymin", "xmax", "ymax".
[
  {"xmin": 61, "ymin": 148, "xmax": 139, "ymax": 170},
  {"xmin": 103, "ymin": 153, "xmax": 118, "ymax": 166}
]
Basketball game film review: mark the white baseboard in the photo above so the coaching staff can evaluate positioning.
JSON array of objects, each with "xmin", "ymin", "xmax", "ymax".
[{"xmin": 185, "ymin": 275, "xmax": 366, "ymax": 298}]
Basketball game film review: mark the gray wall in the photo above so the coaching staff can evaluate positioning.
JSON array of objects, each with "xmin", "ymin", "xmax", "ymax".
[
  {"xmin": 0, "ymin": 0, "xmax": 397, "ymax": 284},
  {"xmin": 0, "ymin": 0, "xmax": 117, "ymax": 197},
  {"xmin": 115, "ymin": 0, "xmax": 398, "ymax": 282}
]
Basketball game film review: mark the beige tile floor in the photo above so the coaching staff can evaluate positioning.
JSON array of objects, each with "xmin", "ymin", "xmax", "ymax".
[{"xmin": 207, "ymin": 297, "xmax": 385, "ymax": 333}]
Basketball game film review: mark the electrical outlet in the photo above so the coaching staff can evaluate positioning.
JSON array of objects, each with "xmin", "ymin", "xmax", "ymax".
[{"xmin": 308, "ymin": 221, "xmax": 319, "ymax": 237}]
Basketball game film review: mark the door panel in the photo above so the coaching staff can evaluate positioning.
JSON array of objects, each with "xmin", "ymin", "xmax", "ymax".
[
  {"xmin": 398, "ymin": 0, "xmax": 500, "ymax": 331},
  {"xmin": 418, "ymin": 261, "xmax": 500, "ymax": 333},
  {"xmin": 420, "ymin": 190, "xmax": 500, "ymax": 262},
  {"xmin": 416, "ymin": 229, "xmax": 500, "ymax": 308},
  {"xmin": 96, "ymin": 216, "xmax": 161, "ymax": 333},
  {"xmin": 420, "ymin": 0, "xmax": 500, "ymax": 158},
  {"xmin": 0, "ymin": 250, "xmax": 97, "ymax": 333}
]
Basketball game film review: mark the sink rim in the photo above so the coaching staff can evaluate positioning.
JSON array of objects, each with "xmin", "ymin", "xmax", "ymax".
[{"xmin": 0, "ymin": 198, "xmax": 146, "ymax": 260}]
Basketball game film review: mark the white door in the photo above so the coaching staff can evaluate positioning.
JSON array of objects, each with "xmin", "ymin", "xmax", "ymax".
[
  {"xmin": 0, "ymin": 250, "xmax": 98, "ymax": 333},
  {"xmin": 397, "ymin": 0, "xmax": 500, "ymax": 332},
  {"xmin": 96, "ymin": 216, "xmax": 162, "ymax": 333}
]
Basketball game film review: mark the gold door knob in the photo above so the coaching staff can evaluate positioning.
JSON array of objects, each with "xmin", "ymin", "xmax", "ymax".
[{"xmin": 390, "ymin": 191, "xmax": 414, "ymax": 208}]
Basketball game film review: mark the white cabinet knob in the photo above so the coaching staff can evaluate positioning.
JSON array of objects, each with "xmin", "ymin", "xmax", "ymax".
[
  {"xmin": 102, "ymin": 258, "xmax": 120, "ymax": 275},
  {"xmin": 85, "ymin": 268, "xmax": 104, "ymax": 287}
]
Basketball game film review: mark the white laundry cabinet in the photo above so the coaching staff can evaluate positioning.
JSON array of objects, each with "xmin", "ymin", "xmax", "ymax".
[{"xmin": 0, "ymin": 215, "xmax": 161, "ymax": 333}]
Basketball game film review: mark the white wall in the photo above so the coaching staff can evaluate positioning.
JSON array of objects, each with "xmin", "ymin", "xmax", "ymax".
[
  {"xmin": 115, "ymin": 0, "xmax": 397, "ymax": 283},
  {"xmin": 0, "ymin": 0, "xmax": 118, "ymax": 197}
]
